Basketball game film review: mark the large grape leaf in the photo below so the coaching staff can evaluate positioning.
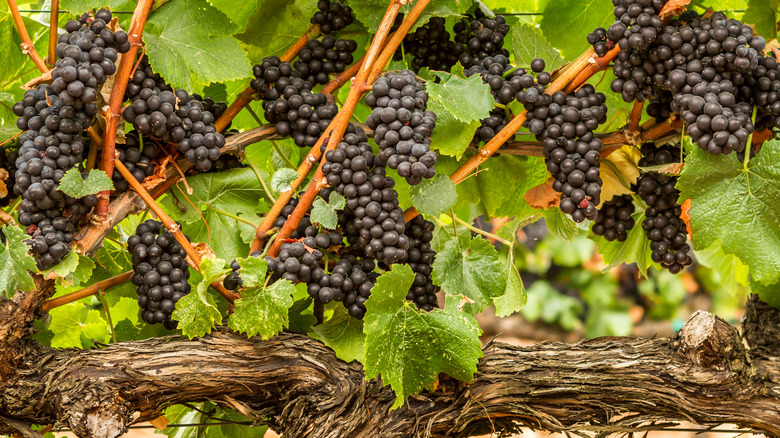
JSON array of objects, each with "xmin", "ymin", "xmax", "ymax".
[
  {"xmin": 426, "ymin": 71, "xmax": 494, "ymax": 159},
  {"xmin": 0, "ymin": 225, "xmax": 37, "ymax": 298},
  {"xmin": 432, "ymin": 235, "xmax": 506, "ymax": 313},
  {"xmin": 471, "ymin": 155, "xmax": 549, "ymax": 218},
  {"xmin": 160, "ymin": 168, "xmax": 268, "ymax": 262},
  {"xmin": 172, "ymin": 257, "xmax": 228, "ymax": 339},
  {"xmin": 409, "ymin": 175, "xmax": 457, "ymax": 216},
  {"xmin": 590, "ymin": 209, "xmax": 655, "ymax": 277},
  {"xmin": 742, "ymin": 0, "xmax": 778, "ymax": 41},
  {"xmin": 511, "ymin": 24, "xmax": 565, "ymax": 71},
  {"xmin": 228, "ymin": 257, "xmax": 296, "ymax": 339},
  {"xmin": 363, "ymin": 265, "xmax": 482, "ymax": 409},
  {"xmin": 543, "ymin": 207, "xmax": 577, "ymax": 242},
  {"xmin": 695, "ymin": 240, "xmax": 749, "ymax": 296},
  {"xmin": 48, "ymin": 303, "xmax": 110, "ymax": 349},
  {"xmin": 493, "ymin": 261, "xmax": 526, "ymax": 317},
  {"xmin": 351, "ymin": 0, "xmax": 470, "ymax": 33},
  {"xmin": 751, "ymin": 279, "xmax": 780, "ymax": 310},
  {"xmin": 677, "ymin": 142, "xmax": 780, "ymax": 285},
  {"xmin": 539, "ymin": 0, "xmax": 614, "ymax": 60},
  {"xmin": 236, "ymin": 0, "xmax": 318, "ymax": 63},
  {"xmin": 207, "ymin": 0, "xmax": 262, "ymax": 32},
  {"xmin": 310, "ymin": 305, "xmax": 365, "ymax": 363},
  {"xmin": 144, "ymin": 0, "xmax": 252, "ymax": 91}
]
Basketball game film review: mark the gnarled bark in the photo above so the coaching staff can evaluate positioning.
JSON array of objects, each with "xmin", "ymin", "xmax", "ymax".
[{"xmin": 0, "ymin": 294, "xmax": 778, "ymax": 438}]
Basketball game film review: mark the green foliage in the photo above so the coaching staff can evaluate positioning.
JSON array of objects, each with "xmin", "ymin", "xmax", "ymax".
[
  {"xmin": 351, "ymin": 0, "xmax": 470, "ymax": 33},
  {"xmin": 144, "ymin": 0, "xmax": 252, "ymax": 91},
  {"xmin": 539, "ymin": 0, "xmax": 614, "ymax": 59},
  {"xmin": 432, "ymin": 235, "xmax": 506, "ymax": 313},
  {"xmin": 409, "ymin": 175, "xmax": 457, "ymax": 216},
  {"xmin": 363, "ymin": 265, "xmax": 482, "ymax": 409},
  {"xmin": 270, "ymin": 168, "xmax": 299, "ymax": 194},
  {"xmin": 236, "ymin": 0, "xmax": 318, "ymax": 63},
  {"xmin": 678, "ymin": 141, "xmax": 780, "ymax": 285},
  {"xmin": 48, "ymin": 302, "xmax": 110, "ymax": 349},
  {"xmin": 543, "ymin": 208, "xmax": 577, "ymax": 242},
  {"xmin": 511, "ymin": 24, "xmax": 565, "ymax": 71},
  {"xmin": 228, "ymin": 257, "xmax": 296, "ymax": 339},
  {"xmin": 172, "ymin": 257, "xmax": 228, "ymax": 339},
  {"xmin": 160, "ymin": 403, "xmax": 267, "ymax": 438},
  {"xmin": 310, "ymin": 192, "xmax": 346, "ymax": 229},
  {"xmin": 742, "ymin": 0, "xmax": 778, "ymax": 41},
  {"xmin": 311, "ymin": 305, "xmax": 365, "ymax": 362},
  {"xmin": 58, "ymin": 169, "xmax": 114, "ymax": 198},
  {"xmin": 591, "ymin": 210, "xmax": 655, "ymax": 277},
  {"xmin": 0, "ymin": 225, "xmax": 37, "ymax": 298}
]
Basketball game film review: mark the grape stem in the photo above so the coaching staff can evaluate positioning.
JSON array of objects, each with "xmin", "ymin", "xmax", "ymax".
[
  {"xmin": 452, "ymin": 216, "xmax": 511, "ymax": 246},
  {"xmin": 46, "ymin": 0, "xmax": 59, "ymax": 66},
  {"xmin": 42, "ymin": 271, "xmax": 133, "ymax": 311},
  {"xmin": 265, "ymin": 0, "xmax": 426, "ymax": 258},
  {"xmin": 744, "ymin": 106, "xmax": 758, "ymax": 170},
  {"xmin": 6, "ymin": 0, "xmax": 49, "ymax": 73},
  {"xmin": 243, "ymin": 154, "xmax": 276, "ymax": 203},
  {"xmin": 214, "ymin": 25, "xmax": 321, "ymax": 134},
  {"xmin": 95, "ymin": 0, "xmax": 155, "ymax": 220},
  {"xmin": 404, "ymin": 46, "xmax": 622, "ymax": 222},
  {"xmin": 629, "ymin": 101, "xmax": 644, "ymax": 133},
  {"xmin": 114, "ymin": 159, "xmax": 239, "ymax": 303}
]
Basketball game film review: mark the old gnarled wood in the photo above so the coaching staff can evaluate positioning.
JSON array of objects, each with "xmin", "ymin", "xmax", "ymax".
[{"xmin": 0, "ymin": 294, "xmax": 778, "ymax": 438}]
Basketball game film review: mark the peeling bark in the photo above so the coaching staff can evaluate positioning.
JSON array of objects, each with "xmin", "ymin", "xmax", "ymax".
[{"xmin": 0, "ymin": 299, "xmax": 778, "ymax": 438}]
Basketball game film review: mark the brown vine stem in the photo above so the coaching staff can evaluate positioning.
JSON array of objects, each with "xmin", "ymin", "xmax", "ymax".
[
  {"xmin": 629, "ymin": 100, "xmax": 644, "ymax": 133},
  {"xmin": 261, "ymin": 0, "xmax": 427, "ymax": 256},
  {"xmin": 214, "ymin": 25, "xmax": 321, "ymax": 134},
  {"xmin": 403, "ymin": 45, "xmax": 622, "ymax": 222},
  {"xmin": 95, "ymin": 0, "xmax": 155, "ymax": 220},
  {"xmin": 7, "ymin": 0, "xmax": 49, "ymax": 73},
  {"xmin": 114, "ymin": 159, "xmax": 239, "ymax": 303},
  {"xmin": 47, "ymin": 0, "xmax": 59, "ymax": 65},
  {"xmin": 42, "ymin": 271, "xmax": 133, "ymax": 311}
]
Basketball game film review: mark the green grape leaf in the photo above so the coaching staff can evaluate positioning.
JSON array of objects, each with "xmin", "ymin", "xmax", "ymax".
[
  {"xmin": 46, "ymin": 253, "xmax": 96, "ymax": 287},
  {"xmin": 144, "ymin": 0, "xmax": 252, "ymax": 91},
  {"xmin": 0, "ymin": 225, "xmax": 37, "ymax": 298},
  {"xmin": 428, "ymin": 108, "xmax": 482, "ymax": 159},
  {"xmin": 236, "ymin": 0, "xmax": 318, "ymax": 64},
  {"xmin": 228, "ymin": 257, "xmax": 296, "ymax": 339},
  {"xmin": 363, "ymin": 265, "xmax": 482, "ymax": 409},
  {"xmin": 58, "ymin": 169, "xmax": 114, "ymax": 198},
  {"xmin": 742, "ymin": 0, "xmax": 777, "ymax": 41},
  {"xmin": 109, "ymin": 296, "xmax": 143, "ymax": 326},
  {"xmin": 677, "ymin": 142, "xmax": 780, "ymax": 285},
  {"xmin": 161, "ymin": 403, "xmax": 268, "ymax": 438},
  {"xmin": 59, "ymin": 0, "xmax": 132, "ymax": 14},
  {"xmin": 591, "ymin": 209, "xmax": 655, "ymax": 277},
  {"xmin": 427, "ymin": 72, "xmax": 495, "ymax": 123},
  {"xmin": 539, "ymin": 0, "xmax": 614, "ymax": 60},
  {"xmin": 311, "ymin": 305, "xmax": 365, "ymax": 363},
  {"xmin": 511, "ymin": 24, "xmax": 565, "ymax": 71},
  {"xmin": 207, "ymin": 0, "xmax": 262, "ymax": 31},
  {"xmin": 409, "ymin": 175, "xmax": 458, "ymax": 216},
  {"xmin": 695, "ymin": 240, "xmax": 749, "ymax": 295},
  {"xmin": 543, "ymin": 207, "xmax": 577, "ymax": 242},
  {"xmin": 351, "ymin": 0, "xmax": 469, "ymax": 33},
  {"xmin": 288, "ymin": 297, "xmax": 317, "ymax": 332},
  {"xmin": 751, "ymin": 279, "xmax": 780, "ymax": 309},
  {"xmin": 493, "ymin": 261, "xmax": 526, "ymax": 317},
  {"xmin": 48, "ymin": 303, "xmax": 109, "ymax": 349},
  {"xmin": 432, "ymin": 235, "xmax": 506, "ymax": 313},
  {"xmin": 271, "ymin": 168, "xmax": 299, "ymax": 194},
  {"xmin": 310, "ymin": 192, "xmax": 346, "ymax": 230},
  {"xmin": 172, "ymin": 257, "xmax": 228, "ymax": 339},
  {"xmin": 160, "ymin": 168, "xmax": 267, "ymax": 262}
]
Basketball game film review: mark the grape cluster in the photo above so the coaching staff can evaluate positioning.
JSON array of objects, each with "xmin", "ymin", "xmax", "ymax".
[
  {"xmin": 327, "ymin": 256, "xmax": 379, "ymax": 319},
  {"xmin": 13, "ymin": 10, "xmax": 130, "ymax": 268},
  {"xmin": 587, "ymin": 27, "xmax": 611, "ymax": 57},
  {"xmin": 128, "ymin": 220, "xmax": 191, "ymax": 328},
  {"xmin": 0, "ymin": 143, "xmax": 17, "ymax": 207},
  {"xmin": 645, "ymin": 89, "xmax": 673, "ymax": 121},
  {"xmin": 251, "ymin": 57, "xmax": 338, "ymax": 148},
  {"xmin": 637, "ymin": 141, "xmax": 679, "ymax": 167},
  {"xmin": 113, "ymin": 130, "xmax": 158, "ymax": 192},
  {"xmin": 365, "ymin": 70, "xmax": 438, "ymax": 185},
  {"xmin": 294, "ymin": 36, "xmax": 357, "ymax": 85},
  {"xmin": 311, "ymin": 0, "xmax": 354, "ymax": 35},
  {"xmin": 453, "ymin": 11, "xmax": 510, "ymax": 68},
  {"xmin": 125, "ymin": 55, "xmax": 170, "ymax": 101},
  {"xmin": 521, "ymin": 59, "xmax": 607, "ymax": 222},
  {"xmin": 123, "ymin": 87, "xmax": 225, "ymax": 171},
  {"xmin": 592, "ymin": 194, "xmax": 636, "ymax": 241},
  {"xmin": 636, "ymin": 172, "xmax": 691, "ymax": 273},
  {"xmin": 401, "ymin": 17, "xmax": 461, "ymax": 72},
  {"xmin": 323, "ymin": 126, "xmax": 410, "ymax": 265},
  {"xmin": 464, "ymin": 55, "xmax": 551, "ymax": 145},
  {"xmin": 403, "ymin": 215, "xmax": 438, "ymax": 310},
  {"xmin": 605, "ymin": 0, "xmax": 666, "ymax": 51},
  {"xmin": 191, "ymin": 94, "xmax": 229, "ymax": 129}
]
